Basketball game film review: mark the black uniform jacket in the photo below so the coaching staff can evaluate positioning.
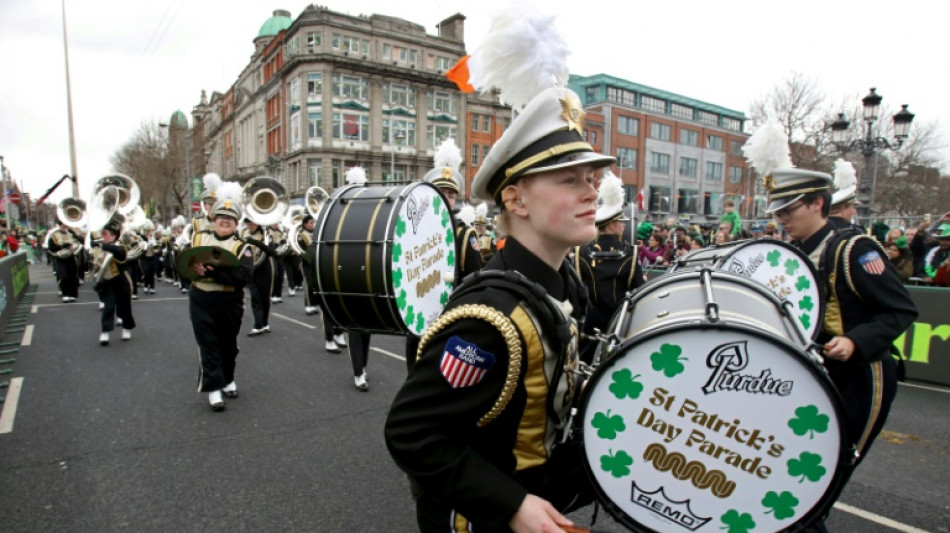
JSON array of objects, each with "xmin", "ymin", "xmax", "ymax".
[
  {"xmin": 385, "ymin": 237, "xmax": 581, "ymax": 531},
  {"xmin": 575, "ymin": 234, "xmax": 643, "ymax": 334},
  {"xmin": 454, "ymin": 220, "xmax": 483, "ymax": 281}
]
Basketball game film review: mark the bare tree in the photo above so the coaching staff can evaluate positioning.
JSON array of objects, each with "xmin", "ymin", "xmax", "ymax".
[{"xmin": 110, "ymin": 121, "xmax": 186, "ymax": 223}]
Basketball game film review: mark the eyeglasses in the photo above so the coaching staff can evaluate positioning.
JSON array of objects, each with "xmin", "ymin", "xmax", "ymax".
[{"xmin": 773, "ymin": 202, "xmax": 807, "ymax": 221}]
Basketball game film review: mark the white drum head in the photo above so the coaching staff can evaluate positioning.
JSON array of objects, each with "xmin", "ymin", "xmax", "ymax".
[{"xmin": 581, "ymin": 324, "xmax": 846, "ymax": 532}]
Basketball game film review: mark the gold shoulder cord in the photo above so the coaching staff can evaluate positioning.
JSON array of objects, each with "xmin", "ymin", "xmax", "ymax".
[
  {"xmin": 843, "ymin": 235, "xmax": 886, "ymax": 300},
  {"xmin": 416, "ymin": 304, "xmax": 523, "ymax": 428}
]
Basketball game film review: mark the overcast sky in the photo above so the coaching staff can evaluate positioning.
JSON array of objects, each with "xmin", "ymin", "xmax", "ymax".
[{"xmin": 0, "ymin": 0, "xmax": 945, "ymax": 205}]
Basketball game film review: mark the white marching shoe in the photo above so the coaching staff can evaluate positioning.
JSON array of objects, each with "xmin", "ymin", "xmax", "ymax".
[
  {"xmin": 99, "ymin": 302, "xmax": 105, "ymax": 310},
  {"xmin": 287, "ymin": 288, "xmax": 296, "ymax": 296},
  {"xmin": 354, "ymin": 371, "xmax": 368, "ymax": 392},
  {"xmin": 222, "ymin": 381, "xmax": 238, "ymax": 398},
  {"xmin": 333, "ymin": 333, "xmax": 347, "ymax": 347},
  {"xmin": 271, "ymin": 296, "xmax": 282, "ymax": 303},
  {"xmin": 305, "ymin": 306, "xmax": 319, "ymax": 315},
  {"xmin": 121, "ymin": 329, "xmax": 132, "ymax": 341},
  {"xmin": 325, "ymin": 340, "xmax": 340, "ymax": 353},
  {"xmin": 99, "ymin": 332, "xmax": 109, "ymax": 346},
  {"xmin": 209, "ymin": 390, "xmax": 225, "ymax": 411}
]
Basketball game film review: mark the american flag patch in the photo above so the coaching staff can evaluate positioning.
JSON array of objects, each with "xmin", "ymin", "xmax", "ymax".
[
  {"xmin": 440, "ymin": 336, "xmax": 495, "ymax": 388},
  {"xmin": 858, "ymin": 250, "xmax": 886, "ymax": 275},
  {"xmin": 470, "ymin": 236, "xmax": 480, "ymax": 251}
]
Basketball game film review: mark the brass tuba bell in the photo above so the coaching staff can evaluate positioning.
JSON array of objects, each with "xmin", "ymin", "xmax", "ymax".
[{"xmin": 243, "ymin": 176, "xmax": 289, "ymax": 226}]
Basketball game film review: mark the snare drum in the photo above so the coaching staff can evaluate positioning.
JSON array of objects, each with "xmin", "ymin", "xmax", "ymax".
[
  {"xmin": 580, "ymin": 279, "xmax": 848, "ymax": 531},
  {"xmin": 672, "ymin": 239, "xmax": 823, "ymax": 340},
  {"xmin": 313, "ymin": 182, "xmax": 455, "ymax": 335}
]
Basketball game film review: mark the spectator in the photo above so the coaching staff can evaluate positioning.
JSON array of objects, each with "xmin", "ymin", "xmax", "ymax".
[
  {"xmin": 640, "ymin": 234, "xmax": 668, "ymax": 268},
  {"xmin": 763, "ymin": 221, "xmax": 779, "ymax": 239},
  {"xmin": 6, "ymin": 230, "xmax": 19, "ymax": 253},
  {"xmin": 923, "ymin": 224, "xmax": 950, "ymax": 286},
  {"xmin": 719, "ymin": 199, "xmax": 742, "ymax": 238},
  {"xmin": 750, "ymin": 222, "xmax": 765, "ymax": 239},
  {"xmin": 884, "ymin": 237, "xmax": 914, "ymax": 283},
  {"xmin": 690, "ymin": 234, "xmax": 705, "ymax": 250},
  {"xmin": 886, "ymin": 228, "xmax": 903, "ymax": 244}
]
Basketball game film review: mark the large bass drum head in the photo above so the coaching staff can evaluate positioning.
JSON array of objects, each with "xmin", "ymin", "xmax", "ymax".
[{"xmin": 580, "ymin": 323, "xmax": 847, "ymax": 532}]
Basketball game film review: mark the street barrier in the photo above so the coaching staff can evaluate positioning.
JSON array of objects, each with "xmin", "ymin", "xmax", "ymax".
[
  {"xmin": 899, "ymin": 286, "xmax": 950, "ymax": 386},
  {"xmin": 0, "ymin": 252, "xmax": 30, "ymax": 334}
]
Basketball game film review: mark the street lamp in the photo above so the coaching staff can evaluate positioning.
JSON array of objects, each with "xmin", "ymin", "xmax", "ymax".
[{"xmin": 829, "ymin": 88, "xmax": 915, "ymax": 223}]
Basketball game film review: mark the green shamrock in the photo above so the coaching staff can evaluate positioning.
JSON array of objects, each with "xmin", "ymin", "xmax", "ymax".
[
  {"xmin": 440, "ymin": 291, "xmax": 449, "ymax": 305},
  {"xmin": 788, "ymin": 405, "xmax": 829, "ymax": 439},
  {"xmin": 767, "ymin": 250, "xmax": 781, "ymax": 267},
  {"xmin": 395, "ymin": 218, "xmax": 407, "ymax": 237},
  {"xmin": 446, "ymin": 249, "xmax": 455, "ymax": 267},
  {"xmin": 415, "ymin": 312, "xmax": 425, "ymax": 332},
  {"xmin": 404, "ymin": 309, "xmax": 416, "ymax": 328},
  {"xmin": 591, "ymin": 410, "xmax": 626, "ymax": 439},
  {"xmin": 784, "ymin": 258, "xmax": 800, "ymax": 276},
  {"xmin": 798, "ymin": 312, "xmax": 811, "ymax": 331},
  {"xmin": 795, "ymin": 275, "xmax": 811, "ymax": 291},
  {"xmin": 787, "ymin": 452, "xmax": 826, "ymax": 483},
  {"xmin": 650, "ymin": 343, "xmax": 687, "ymax": 378},
  {"xmin": 392, "ymin": 268, "xmax": 403, "ymax": 288},
  {"xmin": 441, "ymin": 211, "xmax": 451, "ymax": 228},
  {"xmin": 720, "ymin": 509, "xmax": 756, "ymax": 533},
  {"xmin": 599, "ymin": 449, "xmax": 633, "ymax": 478},
  {"xmin": 391, "ymin": 242, "xmax": 402, "ymax": 263},
  {"xmin": 445, "ymin": 231, "xmax": 454, "ymax": 246},
  {"xmin": 432, "ymin": 196, "xmax": 442, "ymax": 214},
  {"xmin": 762, "ymin": 490, "xmax": 799, "ymax": 520},
  {"xmin": 396, "ymin": 289, "xmax": 408, "ymax": 310},
  {"xmin": 797, "ymin": 295, "xmax": 814, "ymax": 311},
  {"xmin": 608, "ymin": 368, "xmax": 644, "ymax": 400}
]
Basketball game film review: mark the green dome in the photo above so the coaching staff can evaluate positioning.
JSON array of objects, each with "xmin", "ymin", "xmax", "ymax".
[
  {"xmin": 169, "ymin": 110, "xmax": 188, "ymax": 129},
  {"xmin": 258, "ymin": 9, "xmax": 292, "ymax": 38}
]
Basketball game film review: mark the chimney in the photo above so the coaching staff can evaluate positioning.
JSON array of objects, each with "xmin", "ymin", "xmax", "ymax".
[{"xmin": 437, "ymin": 13, "xmax": 465, "ymax": 43}]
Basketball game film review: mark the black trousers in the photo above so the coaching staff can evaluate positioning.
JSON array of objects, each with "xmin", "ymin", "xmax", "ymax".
[
  {"xmin": 129, "ymin": 258, "xmax": 142, "ymax": 295},
  {"xmin": 405, "ymin": 334, "xmax": 420, "ymax": 372},
  {"xmin": 190, "ymin": 287, "xmax": 244, "ymax": 392},
  {"xmin": 248, "ymin": 257, "xmax": 274, "ymax": 329},
  {"xmin": 271, "ymin": 256, "xmax": 285, "ymax": 297},
  {"xmin": 347, "ymin": 332, "xmax": 372, "ymax": 376},
  {"xmin": 827, "ymin": 354, "xmax": 898, "ymax": 468},
  {"xmin": 284, "ymin": 255, "xmax": 302, "ymax": 289},
  {"xmin": 301, "ymin": 260, "xmax": 319, "ymax": 307},
  {"xmin": 141, "ymin": 256, "xmax": 158, "ymax": 290},
  {"xmin": 54, "ymin": 256, "xmax": 80, "ymax": 297},
  {"xmin": 99, "ymin": 274, "xmax": 136, "ymax": 332}
]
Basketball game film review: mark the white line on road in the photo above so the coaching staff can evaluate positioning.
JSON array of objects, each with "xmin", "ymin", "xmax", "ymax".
[
  {"xmin": 899, "ymin": 381, "xmax": 950, "ymax": 394},
  {"xmin": 32, "ymin": 297, "xmax": 187, "ymax": 309},
  {"xmin": 21, "ymin": 324, "xmax": 33, "ymax": 346},
  {"xmin": 31, "ymin": 305, "xmax": 37, "ymax": 314},
  {"xmin": 0, "ymin": 377, "xmax": 24, "ymax": 434},
  {"xmin": 272, "ymin": 312, "xmax": 316, "ymax": 329},
  {"xmin": 371, "ymin": 346, "xmax": 406, "ymax": 361},
  {"xmin": 833, "ymin": 502, "xmax": 931, "ymax": 533}
]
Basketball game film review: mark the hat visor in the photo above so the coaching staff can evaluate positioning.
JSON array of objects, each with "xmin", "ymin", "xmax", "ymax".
[
  {"xmin": 520, "ymin": 151, "xmax": 616, "ymax": 178},
  {"xmin": 831, "ymin": 185, "xmax": 857, "ymax": 206},
  {"xmin": 765, "ymin": 193, "xmax": 805, "ymax": 215}
]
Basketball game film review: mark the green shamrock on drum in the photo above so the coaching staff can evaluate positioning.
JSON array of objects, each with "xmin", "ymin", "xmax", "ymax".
[
  {"xmin": 650, "ymin": 343, "xmax": 687, "ymax": 378},
  {"xmin": 787, "ymin": 451, "xmax": 826, "ymax": 483},
  {"xmin": 762, "ymin": 490, "xmax": 799, "ymax": 520},
  {"xmin": 720, "ymin": 509, "xmax": 756, "ymax": 533},
  {"xmin": 591, "ymin": 410, "xmax": 626, "ymax": 439},
  {"xmin": 767, "ymin": 250, "xmax": 781, "ymax": 267},
  {"xmin": 788, "ymin": 405, "xmax": 830, "ymax": 439},
  {"xmin": 609, "ymin": 368, "xmax": 644, "ymax": 400},
  {"xmin": 599, "ymin": 449, "xmax": 633, "ymax": 478}
]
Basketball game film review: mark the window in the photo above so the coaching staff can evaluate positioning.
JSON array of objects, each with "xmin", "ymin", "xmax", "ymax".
[
  {"xmin": 588, "ymin": 130, "xmax": 597, "ymax": 145},
  {"xmin": 386, "ymin": 83, "xmax": 415, "ymax": 109},
  {"xmin": 409, "ymin": 49, "xmax": 418, "ymax": 66},
  {"xmin": 290, "ymin": 112, "xmax": 301, "ymax": 151},
  {"xmin": 617, "ymin": 147, "xmax": 637, "ymax": 169},
  {"xmin": 706, "ymin": 161, "xmax": 723, "ymax": 181},
  {"xmin": 698, "ymin": 110, "xmax": 718, "ymax": 127},
  {"xmin": 436, "ymin": 56, "xmax": 452, "ymax": 71},
  {"xmin": 729, "ymin": 166, "xmax": 743, "ymax": 183},
  {"xmin": 308, "ymin": 112, "xmax": 323, "ymax": 142},
  {"xmin": 649, "ymin": 186, "xmax": 671, "ymax": 212},
  {"xmin": 670, "ymin": 103, "xmax": 693, "ymax": 120},
  {"xmin": 730, "ymin": 139, "xmax": 744, "ymax": 156},
  {"xmin": 384, "ymin": 164, "xmax": 407, "ymax": 184},
  {"xmin": 482, "ymin": 115, "xmax": 491, "ymax": 132},
  {"xmin": 679, "ymin": 157, "xmax": 698, "ymax": 178},
  {"xmin": 382, "ymin": 118, "xmax": 415, "ymax": 146},
  {"xmin": 618, "ymin": 116, "xmax": 639, "ymax": 136},
  {"xmin": 586, "ymin": 86, "xmax": 597, "ymax": 102},
  {"xmin": 471, "ymin": 114, "xmax": 480, "ymax": 132},
  {"xmin": 289, "ymin": 77, "xmax": 299, "ymax": 106},
  {"xmin": 308, "ymin": 159, "xmax": 321, "ymax": 187},
  {"xmin": 306, "ymin": 31, "xmax": 321, "ymax": 49},
  {"xmin": 678, "ymin": 188, "xmax": 700, "ymax": 213},
  {"xmin": 383, "ymin": 43, "xmax": 392, "ymax": 60},
  {"xmin": 607, "ymin": 86, "xmax": 636, "ymax": 106},
  {"xmin": 649, "ymin": 123, "xmax": 671, "ymax": 141},
  {"xmin": 428, "ymin": 90, "xmax": 457, "ymax": 116},
  {"xmin": 471, "ymin": 144, "xmax": 480, "ymax": 167},
  {"xmin": 332, "ymin": 34, "xmax": 367, "ymax": 54},
  {"xmin": 642, "ymin": 95, "xmax": 666, "ymax": 114},
  {"xmin": 680, "ymin": 129, "xmax": 698, "ymax": 146},
  {"xmin": 723, "ymin": 117, "xmax": 742, "ymax": 132},
  {"xmin": 332, "ymin": 159, "xmax": 342, "ymax": 188},
  {"xmin": 427, "ymin": 124, "xmax": 457, "ymax": 148},
  {"xmin": 286, "ymin": 36, "xmax": 299, "ymax": 57},
  {"xmin": 650, "ymin": 152, "xmax": 671, "ymax": 174},
  {"xmin": 332, "ymin": 112, "xmax": 369, "ymax": 141},
  {"xmin": 707, "ymin": 135, "xmax": 723, "ymax": 151},
  {"xmin": 307, "ymin": 73, "xmax": 322, "ymax": 102},
  {"xmin": 332, "ymin": 75, "xmax": 368, "ymax": 101}
]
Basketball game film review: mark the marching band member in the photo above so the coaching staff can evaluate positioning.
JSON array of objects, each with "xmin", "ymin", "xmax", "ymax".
[
  {"xmin": 47, "ymin": 219, "xmax": 83, "ymax": 302},
  {"xmin": 140, "ymin": 221, "xmax": 162, "ymax": 294},
  {"xmin": 268, "ymin": 223, "xmax": 286, "ymax": 303},
  {"xmin": 386, "ymin": 11, "xmax": 613, "ymax": 530},
  {"xmin": 472, "ymin": 203, "xmax": 497, "ymax": 263},
  {"xmin": 297, "ymin": 212, "xmax": 346, "ymax": 353},
  {"xmin": 91, "ymin": 214, "xmax": 136, "ymax": 345},
  {"xmin": 187, "ymin": 183, "xmax": 253, "ymax": 411},
  {"xmin": 240, "ymin": 219, "xmax": 276, "ymax": 336}
]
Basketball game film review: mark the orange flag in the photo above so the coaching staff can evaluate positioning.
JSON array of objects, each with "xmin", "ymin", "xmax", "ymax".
[{"xmin": 446, "ymin": 55, "xmax": 475, "ymax": 93}]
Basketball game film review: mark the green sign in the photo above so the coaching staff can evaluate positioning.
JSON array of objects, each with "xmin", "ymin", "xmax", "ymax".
[{"xmin": 191, "ymin": 177, "xmax": 203, "ymax": 202}]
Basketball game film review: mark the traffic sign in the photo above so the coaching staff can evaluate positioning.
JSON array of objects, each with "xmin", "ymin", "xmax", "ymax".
[
  {"xmin": 191, "ymin": 201, "xmax": 201, "ymax": 212},
  {"xmin": 8, "ymin": 192, "xmax": 21, "ymax": 204}
]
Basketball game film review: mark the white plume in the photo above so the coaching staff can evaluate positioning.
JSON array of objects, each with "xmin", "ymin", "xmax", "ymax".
[
  {"xmin": 216, "ymin": 181, "xmax": 243, "ymax": 204},
  {"xmin": 434, "ymin": 139, "xmax": 463, "ymax": 172},
  {"xmin": 475, "ymin": 202, "xmax": 488, "ymax": 218},
  {"xmin": 598, "ymin": 170, "xmax": 624, "ymax": 211},
  {"xmin": 456, "ymin": 203, "xmax": 476, "ymax": 225},
  {"xmin": 202, "ymin": 172, "xmax": 222, "ymax": 193},
  {"xmin": 833, "ymin": 158, "xmax": 857, "ymax": 191},
  {"xmin": 345, "ymin": 166, "xmax": 367, "ymax": 185},
  {"xmin": 171, "ymin": 215, "xmax": 187, "ymax": 228},
  {"xmin": 467, "ymin": 2, "xmax": 570, "ymax": 110},
  {"xmin": 741, "ymin": 120, "xmax": 793, "ymax": 176}
]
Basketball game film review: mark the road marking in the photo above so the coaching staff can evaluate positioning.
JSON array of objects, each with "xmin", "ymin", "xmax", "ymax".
[
  {"xmin": 0, "ymin": 377, "xmax": 24, "ymax": 434},
  {"xmin": 21, "ymin": 324, "xmax": 33, "ymax": 346},
  {"xmin": 833, "ymin": 502, "xmax": 930, "ymax": 533},
  {"xmin": 371, "ymin": 346, "xmax": 406, "ymax": 361},
  {"xmin": 31, "ymin": 305, "xmax": 38, "ymax": 314},
  {"xmin": 32, "ymin": 297, "xmax": 187, "ymax": 309},
  {"xmin": 899, "ymin": 381, "xmax": 950, "ymax": 394},
  {"xmin": 272, "ymin": 312, "xmax": 316, "ymax": 329}
]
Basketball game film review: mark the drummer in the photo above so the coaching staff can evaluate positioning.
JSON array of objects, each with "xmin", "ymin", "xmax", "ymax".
[
  {"xmin": 385, "ymin": 81, "xmax": 613, "ymax": 531},
  {"xmin": 764, "ymin": 169, "xmax": 916, "ymax": 520}
]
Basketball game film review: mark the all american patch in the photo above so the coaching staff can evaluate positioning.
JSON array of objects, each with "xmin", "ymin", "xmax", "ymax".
[
  {"xmin": 440, "ymin": 336, "xmax": 495, "ymax": 388},
  {"xmin": 858, "ymin": 250, "xmax": 886, "ymax": 275}
]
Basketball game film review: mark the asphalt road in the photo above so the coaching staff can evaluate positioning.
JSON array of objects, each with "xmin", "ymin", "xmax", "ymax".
[{"xmin": 0, "ymin": 264, "xmax": 946, "ymax": 532}]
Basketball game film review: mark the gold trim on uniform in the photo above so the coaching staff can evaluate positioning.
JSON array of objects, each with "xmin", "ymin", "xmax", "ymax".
[
  {"xmin": 854, "ymin": 360, "xmax": 885, "ymax": 464},
  {"xmin": 509, "ymin": 305, "xmax": 549, "ymax": 471},
  {"xmin": 415, "ymin": 304, "xmax": 522, "ymax": 428},
  {"xmin": 450, "ymin": 510, "xmax": 472, "ymax": 532},
  {"xmin": 191, "ymin": 232, "xmax": 246, "ymax": 292}
]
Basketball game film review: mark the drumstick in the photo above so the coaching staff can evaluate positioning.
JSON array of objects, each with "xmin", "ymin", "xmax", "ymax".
[{"xmin": 562, "ymin": 526, "xmax": 591, "ymax": 533}]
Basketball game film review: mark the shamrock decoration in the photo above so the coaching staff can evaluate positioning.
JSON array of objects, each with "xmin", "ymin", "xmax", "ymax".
[
  {"xmin": 395, "ymin": 218, "xmax": 407, "ymax": 237},
  {"xmin": 767, "ymin": 250, "xmax": 781, "ymax": 267},
  {"xmin": 797, "ymin": 296, "xmax": 814, "ymax": 312},
  {"xmin": 445, "ymin": 231, "xmax": 454, "ymax": 246},
  {"xmin": 787, "ymin": 451, "xmax": 826, "ymax": 483},
  {"xmin": 650, "ymin": 343, "xmax": 687, "ymax": 378},
  {"xmin": 415, "ymin": 312, "xmax": 425, "ymax": 332},
  {"xmin": 440, "ymin": 291, "xmax": 449, "ymax": 305},
  {"xmin": 405, "ymin": 305, "xmax": 415, "ymax": 326},
  {"xmin": 720, "ymin": 509, "xmax": 756, "ymax": 533},
  {"xmin": 391, "ymin": 242, "xmax": 402, "ymax": 264},
  {"xmin": 788, "ymin": 405, "xmax": 829, "ymax": 439},
  {"xmin": 784, "ymin": 258, "xmax": 800, "ymax": 276},
  {"xmin": 396, "ymin": 289, "xmax": 408, "ymax": 310},
  {"xmin": 609, "ymin": 368, "xmax": 644, "ymax": 400},
  {"xmin": 798, "ymin": 312, "xmax": 811, "ymax": 331},
  {"xmin": 795, "ymin": 275, "xmax": 810, "ymax": 291},
  {"xmin": 599, "ymin": 449, "xmax": 633, "ymax": 478},
  {"xmin": 446, "ymin": 249, "xmax": 455, "ymax": 267},
  {"xmin": 591, "ymin": 410, "xmax": 626, "ymax": 439},
  {"xmin": 441, "ymin": 210, "xmax": 451, "ymax": 228},
  {"xmin": 762, "ymin": 490, "xmax": 799, "ymax": 520},
  {"xmin": 392, "ymin": 268, "xmax": 403, "ymax": 289},
  {"xmin": 432, "ymin": 195, "xmax": 442, "ymax": 214}
]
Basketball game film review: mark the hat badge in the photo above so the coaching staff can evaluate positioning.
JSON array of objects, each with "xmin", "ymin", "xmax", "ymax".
[
  {"xmin": 441, "ymin": 167, "xmax": 453, "ymax": 179},
  {"xmin": 559, "ymin": 92, "xmax": 585, "ymax": 135},
  {"xmin": 762, "ymin": 175, "xmax": 775, "ymax": 192}
]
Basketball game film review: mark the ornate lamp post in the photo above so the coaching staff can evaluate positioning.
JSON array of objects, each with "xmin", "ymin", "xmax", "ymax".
[{"xmin": 829, "ymin": 88, "xmax": 915, "ymax": 223}]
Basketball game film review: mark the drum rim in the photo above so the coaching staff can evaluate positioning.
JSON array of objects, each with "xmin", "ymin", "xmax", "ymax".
[{"xmin": 577, "ymin": 320, "xmax": 849, "ymax": 532}]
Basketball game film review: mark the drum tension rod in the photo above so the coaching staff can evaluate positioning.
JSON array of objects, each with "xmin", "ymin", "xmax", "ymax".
[{"xmin": 701, "ymin": 268, "xmax": 720, "ymax": 322}]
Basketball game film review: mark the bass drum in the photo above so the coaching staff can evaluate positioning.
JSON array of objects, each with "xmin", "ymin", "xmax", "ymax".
[
  {"xmin": 580, "ymin": 293, "xmax": 848, "ymax": 531},
  {"xmin": 671, "ymin": 239, "xmax": 824, "ymax": 341},
  {"xmin": 314, "ymin": 182, "xmax": 455, "ymax": 335}
]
